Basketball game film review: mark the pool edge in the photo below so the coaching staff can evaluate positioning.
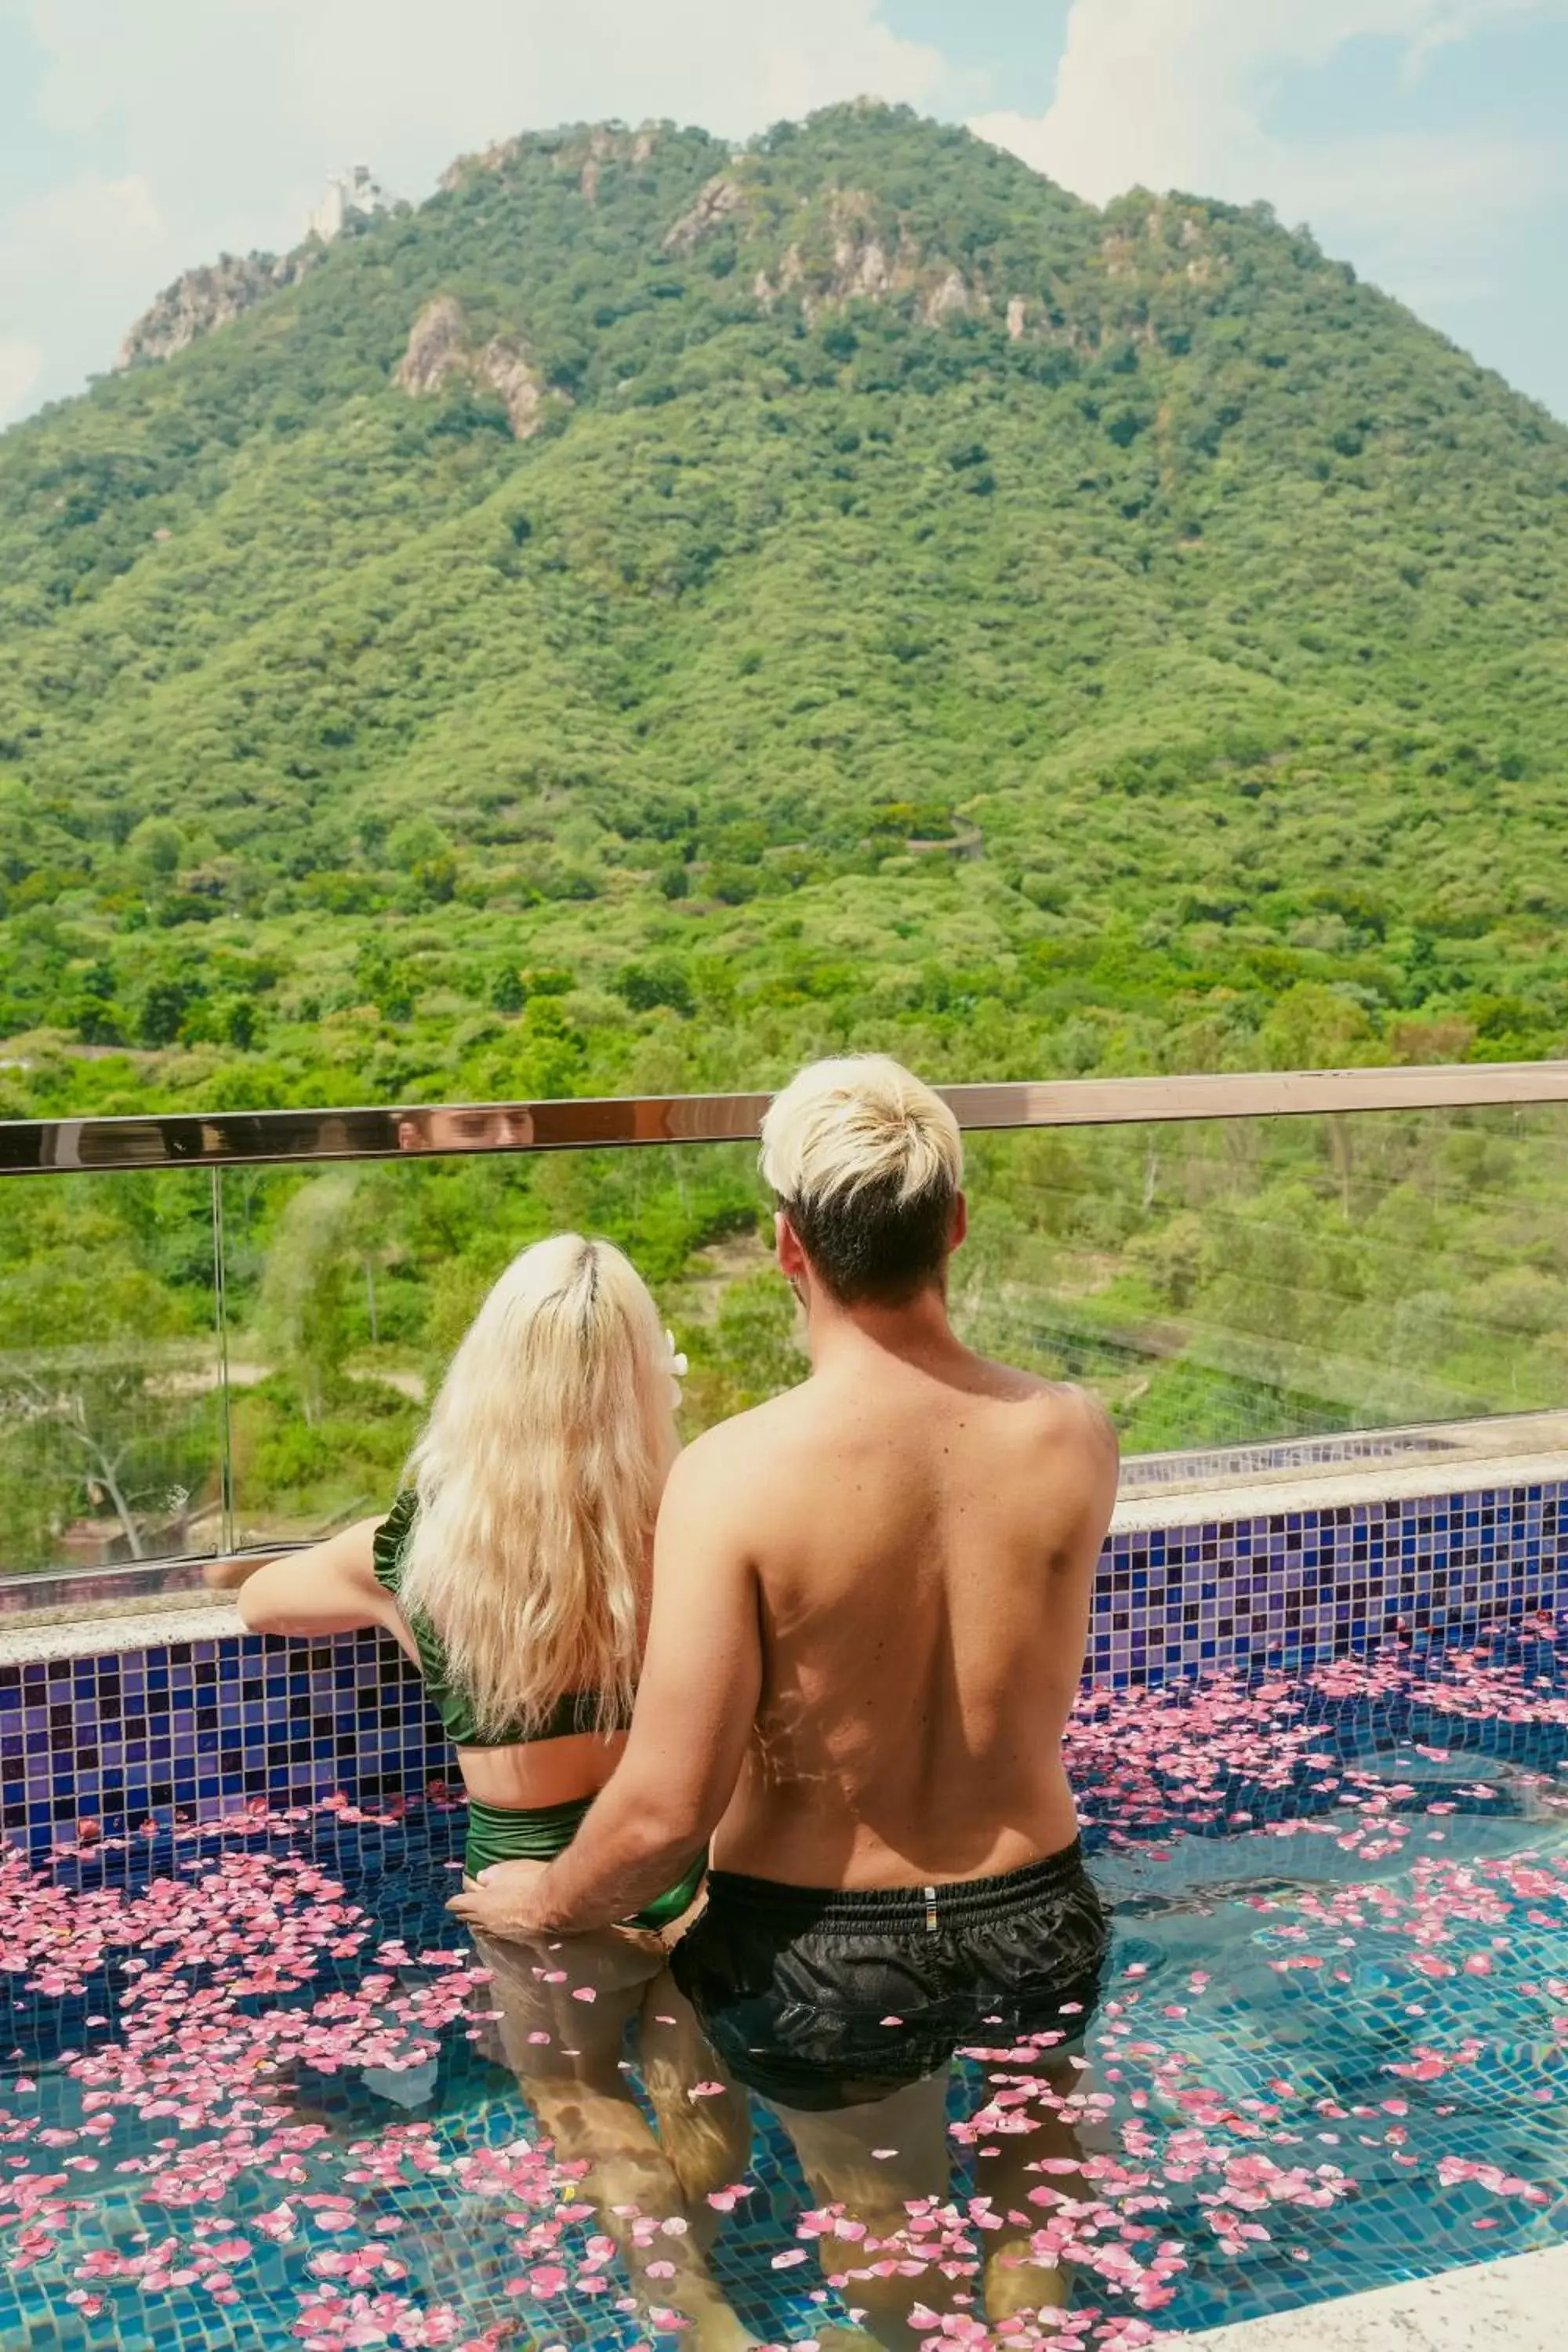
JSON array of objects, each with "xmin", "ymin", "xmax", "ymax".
[{"xmin": 1177, "ymin": 2240, "xmax": 1568, "ymax": 2348}]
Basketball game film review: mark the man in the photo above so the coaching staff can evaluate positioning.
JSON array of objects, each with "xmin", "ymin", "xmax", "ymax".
[{"xmin": 452, "ymin": 1055, "xmax": 1118, "ymax": 2346}]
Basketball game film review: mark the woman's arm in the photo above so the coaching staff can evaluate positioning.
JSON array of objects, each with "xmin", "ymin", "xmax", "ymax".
[
  {"xmin": 234, "ymin": 1518, "xmax": 406, "ymax": 1644},
  {"xmin": 203, "ymin": 1552, "xmax": 284, "ymax": 1593}
]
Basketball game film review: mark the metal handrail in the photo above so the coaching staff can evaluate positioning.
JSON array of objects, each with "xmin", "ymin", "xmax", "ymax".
[{"xmin": 5, "ymin": 1061, "xmax": 1568, "ymax": 1175}]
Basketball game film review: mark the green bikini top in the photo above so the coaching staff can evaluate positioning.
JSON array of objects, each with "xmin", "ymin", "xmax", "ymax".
[{"xmin": 372, "ymin": 1490, "xmax": 632, "ymax": 1750}]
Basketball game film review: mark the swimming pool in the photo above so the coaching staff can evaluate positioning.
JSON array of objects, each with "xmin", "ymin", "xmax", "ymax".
[{"xmin": 2, "ymin": 1625, "xmax": 1565, "ymax": 2350}]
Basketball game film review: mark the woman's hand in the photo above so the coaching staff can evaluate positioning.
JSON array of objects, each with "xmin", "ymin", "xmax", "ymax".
[{"xmin": 202, "ymin": 1554, "xmax": 276, "ymax": 1593}]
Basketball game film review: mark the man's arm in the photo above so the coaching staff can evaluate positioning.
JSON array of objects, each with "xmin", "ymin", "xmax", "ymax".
[
  {"xmin": 449, "ymin": 1433, "xmax": 763, "ymax": 1937},
  {"xmin": 1063, "ymin": 1386, "xmax": 1120, "ymax": 1563},
  {"xmin": 1047, "ymin": 1386, "xmax": 1120, "ymax": 1682}
]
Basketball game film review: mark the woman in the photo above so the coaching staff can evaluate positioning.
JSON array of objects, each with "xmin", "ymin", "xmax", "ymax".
[{"xmin": 226, "ymin": 1235, "xmax": 756, "ymax": 2347}]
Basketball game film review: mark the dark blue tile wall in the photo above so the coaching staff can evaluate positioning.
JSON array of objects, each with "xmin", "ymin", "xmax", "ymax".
[
  {"xmin": 3, "ymin": 1478, "xmax": 1563, "ymax": 1863},
  {"xmin": 1092, "ymin": 1481, "xmax": 1563, "ymax": 1684},
  {"xmin": 2, "ymin": 1632, "xmax": 448, "ymax": 1865}
]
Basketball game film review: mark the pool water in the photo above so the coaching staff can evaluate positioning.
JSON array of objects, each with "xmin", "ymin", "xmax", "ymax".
[{"xmin": 2, "ymin": 1628, "xmax": 1566, "ymax": 2350}]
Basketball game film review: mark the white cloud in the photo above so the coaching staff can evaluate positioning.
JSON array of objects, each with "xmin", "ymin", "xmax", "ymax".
[
  {"xmin": 5, "ymin": 0, "xmax": 949, "ymax": 418},
  {"xmin": 24, "ymin": 0, "xmax": 946, "ymax": 162},
  {"xmin": 972, "ymin": 1, "xmax": 1566, "ymax": 303},
  {"xmin": 0, "ymin": 173, "xmax": 174, "ymax": 417},
  {"xmin": 0, "ymin": 339, "xmax": 45, "ymax": 426}
]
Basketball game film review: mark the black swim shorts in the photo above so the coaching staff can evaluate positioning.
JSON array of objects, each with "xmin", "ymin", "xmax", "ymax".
[{"xmin": 670, "ymin": 1839, "xmax": 1108, "ymax": 2113}]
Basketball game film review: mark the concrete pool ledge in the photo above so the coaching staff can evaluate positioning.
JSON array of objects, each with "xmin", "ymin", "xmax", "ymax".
[
  {"xmin": 1111, "ymin": 1443, "xmax": 1568, "ymax": 1534},
  {"xmin": 1178, "ymin": 2242, "xmax": 1568, "ymax": 2350},
  {"xmin": 0, "ymin": 1595, "xmax": 242, "ymax": 1664}
]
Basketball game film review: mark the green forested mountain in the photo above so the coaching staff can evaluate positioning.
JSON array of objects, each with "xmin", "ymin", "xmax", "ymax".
[
  {"xmin": 3, "ymin": 105, "xmax": 1568, "ymax": 1560},
  {"xmin": 4, "ymin": 101, "xmax": 1567, "ymax": 1094}
]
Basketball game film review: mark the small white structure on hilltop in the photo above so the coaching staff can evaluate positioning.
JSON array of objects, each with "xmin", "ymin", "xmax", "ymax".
[{"xmin": 310, "ymin": 163, "xmax": 393, "ymax": 243}]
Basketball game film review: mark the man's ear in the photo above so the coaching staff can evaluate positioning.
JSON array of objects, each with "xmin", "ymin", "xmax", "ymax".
[
  {"xmin": 775, "ymin": 1210, "xmax": 808, "ymax": 1282},
  {"xmin": 949, "ymin": 1190, "xmax": 968, "ymax": 1251}
]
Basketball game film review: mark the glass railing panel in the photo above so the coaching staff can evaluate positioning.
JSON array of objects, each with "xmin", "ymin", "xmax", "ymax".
[
  {"xmin": 0, "ymin": 1166, "xmax": 226, "ymax": 1585},
  {"xmin": 218, "ymin": 1139, "xmax": 785, "ymax": 1549},
  {"xmin": 958, "ymin": 1102, "xmax": 1568, "ymax": 1489},
  {"xmin": 10, "ymin": 1087, "xmax": 1568, "ymax": 1604},
  {"xmin": 216, "ymin": 1097, "xmax": 1568, "ymax": 1550}
]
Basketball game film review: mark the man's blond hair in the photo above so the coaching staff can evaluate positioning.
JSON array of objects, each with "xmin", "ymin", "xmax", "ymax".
[{"xmin": 760, "ymin": 1056, "xmax": 963, "ymax": 1302}]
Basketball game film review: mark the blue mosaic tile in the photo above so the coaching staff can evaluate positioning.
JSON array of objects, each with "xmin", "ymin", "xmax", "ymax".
[{"xmin": 3, "ymin": 1476, "xmax": 1563, "ymax": 1863}]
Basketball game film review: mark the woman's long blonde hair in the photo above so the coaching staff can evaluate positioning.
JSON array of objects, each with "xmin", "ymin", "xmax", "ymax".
[{"xmin": 397, "ymin": 1234, "xmax": 678, "ymax": 1741}]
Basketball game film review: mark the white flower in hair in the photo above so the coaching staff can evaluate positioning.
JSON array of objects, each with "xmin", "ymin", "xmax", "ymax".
[{"xmin": 664, "ymin": 1328, "xmax": 689, "ymax": 1406}]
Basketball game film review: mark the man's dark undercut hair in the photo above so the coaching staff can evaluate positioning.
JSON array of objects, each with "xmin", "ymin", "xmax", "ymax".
[
  {"xmin": 778, "ymin": 1170, "xmax": 956, "ymax": 1306},
  {"xmin": 760, "ymin": 1054, "xmax": 965, "ymax": 1307}
]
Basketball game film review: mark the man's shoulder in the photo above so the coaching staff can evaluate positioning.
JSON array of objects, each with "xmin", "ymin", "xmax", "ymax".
[
  {"xmin": 1044, "ymin": 1377, "xmax": 1118, "ymax": 1446},
  {"xmin": 668, "ymin": 1387, "xmax": 812, "ymax": 1502},
  {"xmin": 985, "ymin": 1366, "xmax": 1119, "ymax": 1461},
  {"xmin": 1032, "ymin": 1383, "xmax": 1120, "ymax": 1531}
]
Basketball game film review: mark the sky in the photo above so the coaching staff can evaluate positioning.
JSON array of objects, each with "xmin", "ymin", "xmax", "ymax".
[{"xmin": 2, "ymin": 1, "xmax": 1566, "ymax": 430}]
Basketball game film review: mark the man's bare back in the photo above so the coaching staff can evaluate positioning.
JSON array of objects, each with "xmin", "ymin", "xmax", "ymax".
[{"xmin": 693, "ymin": 1330, "xmax": 1116, "ymax": 1890}]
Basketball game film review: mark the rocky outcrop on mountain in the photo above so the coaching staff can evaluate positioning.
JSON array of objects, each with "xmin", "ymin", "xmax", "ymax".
[
  {"xmin": 922, "ymin": 267, "xmax": 980, "ymax": 325},
  {"xmin": 394, "ymin": 296, "xmax": 469, "ymax": 396},
  {"xmin": 440, "ymin": 136, "xmax": 521, "ymax": 193},
  {"xmin": 648, "ymin": 153, "xmax": 1235, "ymax": 357},
  {"xmin": 394, "ymin": 297, "xmax": 550, "ymax": 437},
  {"xmin": 1102, "ymin": 201, "xmax": 1227, "ymax": 291},
  {"xmin": 115, "ymin": 249, "xmax": 318, "ymax": 370},
  {"xmin": 443, "ymin": 121, "xmax": 659, "ymax": 199},
  {"xmin": 822, "ymin": 190, "xmax": 904, "ymax": 301},
  {"xmin": 579, "ymin": 123, "xmax": 658, "ymax": 205},
  {"xmin": 477, "ymin": 336, "xmax": 545, "ymax": 437},
  {"xmin": 664, "ymin": 171, "xmax": 746, "ymax": 254},
  {"xmin": 672, "ymin": 176, "xmax": 993, "ymax": 331}
]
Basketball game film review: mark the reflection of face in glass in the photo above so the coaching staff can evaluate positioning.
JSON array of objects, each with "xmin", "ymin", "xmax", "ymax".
[{"xmin": 397, "ymin": 1109, "xmax": 535, "ymax": 1155}]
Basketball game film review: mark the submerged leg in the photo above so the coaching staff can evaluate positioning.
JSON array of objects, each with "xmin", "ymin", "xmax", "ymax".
[
  {"xmin": 637, "ymin": 1965, "xmax": 752, "ymax": 2248},
  {"xmin": 975, "ymin": 2053, "xmax": 1093, "ymax": 2328},
  {"xmin": 474, "ymin": 1921, "xmax": 760, "ymax": 2350},
  {"xmin": 771, "ymin": 2070, "xmax": 961, "ymax": 2352}
]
